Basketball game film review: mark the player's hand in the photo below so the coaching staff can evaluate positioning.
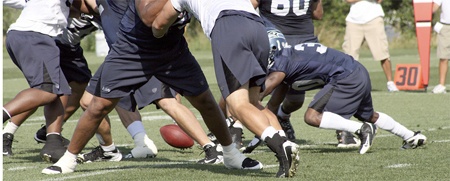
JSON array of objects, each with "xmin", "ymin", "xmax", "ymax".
[{"xmin": 170, "ymin": 11, "xmax": 191, "ymax": 29}]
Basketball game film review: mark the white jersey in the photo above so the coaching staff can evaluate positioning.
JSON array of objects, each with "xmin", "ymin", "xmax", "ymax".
[
  {"xmin": 434, "ymin": 0, "xmax": 450, "ymax": 24},
  {"xmin": 170, "ymin": 0, "xmax": 258, "ymax": 38},
  {"xmin": 345, "ymin": 0, "xmax": 384, "ymax": 24},
  {"xmin": 8, "ymin": 0, "xmax": 73, "ymax": 37},
  {"xmin": 3, "ymin": 0, "xmax": 27, "ymax": 9}
]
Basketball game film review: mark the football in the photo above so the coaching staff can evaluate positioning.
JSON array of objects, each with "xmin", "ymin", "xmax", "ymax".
[{"xmin": 159, "ymin": 124, "xmax": 194, "ymax": 149}]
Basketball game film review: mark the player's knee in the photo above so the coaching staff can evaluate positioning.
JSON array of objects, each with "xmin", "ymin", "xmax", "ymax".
[{"xmin": 304, "ymin": 110, "xmax": 321, "ymax": 127}]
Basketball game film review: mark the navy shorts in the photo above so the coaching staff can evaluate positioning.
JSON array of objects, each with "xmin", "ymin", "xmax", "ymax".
[
  {"xmin": 6, "ymin": 30, "xmax": 71, "ymax": 95},
  {"xmin": 309, "ymin": 62, "xmax": 374, "ymax": 121},
  {"xmin": 86, "ymin": 40, "xmax": 208, "ymax": 101},
  {"xmin": 56, "ymin": 40, "xmax": 92, "ymax": 83},
  {"xmin": 115, "ymin": 77, "xmax": 177, "ymax": 111},
  {"xmin": 211, "ymin": 11, "xmax": 269, "ymax": 98}
]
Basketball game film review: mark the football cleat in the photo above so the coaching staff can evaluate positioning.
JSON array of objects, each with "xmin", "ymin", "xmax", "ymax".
[
  {"xmin": 197, "ymin": 144, "xmax": 223, "ymax": 164},
  {"xmin": 336, "ymin": 130, "xmax": 360, "ymax": 148},
  {"xmin": 34, "ymin": 125, "xmax": 70, "ymax": 147},
  {"xmin": 401, "ymin": 131, "xmax": 427, "ymax": 149},
  {"xmin": 277, "ymin": 116, "xmax": 296, "ymax": 142},
  {"xmin": 356, "ymin": 123, "xmax": 376, "ymax": 154},
  {"xmin": 3, "ymin": 133, "xmax": 14, "ymax": 156},
  {"xmin": 224, "ymin": 143, "xmax": 263, "ymax": 170},
  {"xmin": 77, "ymin": 146, "xmax": 122, "ymax": 163},
  {"xmin": 265, "ymin": 133, "xmax": 300, "ymax": 178},
  {"xmin": 242, "ymin": 136, "xmax": 262, "ymax": 153},
  {"xmin": 40, "ymin": 134, "xmax": 67, "ymax": 163}
]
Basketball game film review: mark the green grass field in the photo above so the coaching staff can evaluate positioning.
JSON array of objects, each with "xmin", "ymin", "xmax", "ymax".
[{"xmin": 2, "ymin": 49, "xmax": 450, "ymax": 180}]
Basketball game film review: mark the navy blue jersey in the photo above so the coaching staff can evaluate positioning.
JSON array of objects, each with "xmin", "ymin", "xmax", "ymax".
[
  {"xmin": 259, "ymin": 0, "xmax": 316, "ymax": 35},
  {"xmin": 270, "ymin": 43, "xmax": 359, "ymax": 91},
  {"xmin": 96, "ymin": 0, "xmax": 129, "ymax": 46},
  {"xmin": 117, "ymin": 0, "xmax": 186, "ymax": 53}
]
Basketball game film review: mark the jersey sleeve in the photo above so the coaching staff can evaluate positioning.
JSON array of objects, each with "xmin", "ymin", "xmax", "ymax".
[{"xmin": 170, "ymin": 0, "xmax": 184, "ymax": 12}]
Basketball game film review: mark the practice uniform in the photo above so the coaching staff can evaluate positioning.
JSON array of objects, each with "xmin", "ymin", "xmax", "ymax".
[
  {"xmin": 56, "ymin": 17, "xmax": 100, "ymax": 83},
  {"xmin": 87, "ymin": 0, "xmax": 208, "ymax": 106},
  {"xmin": 171, "ymin": 0, "xmax": 269, "ymax": 98},
  {"xmin": 270, "ymin": 43, "xmax": 374, "ymax": 121},
  {"xmin": 92, "ymin": 0, "xmax": 179, "ymax": 111},
  {"xmin": 258, "ymin": 0, "xmax": 319, "ymax": 45},
  {"xmin": 259, "ymin": 0, "xmax": 320, "ymax": 97},
  {"xmin": 6, "ymin": 0, "xmax": 72, "ymax": 95}
]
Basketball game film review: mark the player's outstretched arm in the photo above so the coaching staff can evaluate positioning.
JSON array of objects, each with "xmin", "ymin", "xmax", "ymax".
[
  {"xmin": 152, "ymin": 0, "xmax": 180, "ymax": 38},
  {"xmin": 260, "ymin": 71, "xmax": 286, "ymax": 101}
]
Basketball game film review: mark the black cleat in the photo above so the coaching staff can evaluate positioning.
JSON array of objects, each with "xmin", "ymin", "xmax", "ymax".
[
  {"xmin": 265, "ymin": 133, "xmax": 300, "ymax": 178},
  {"xmin": 278, "ymin": 116, "xmax": 296, "ymax": 142},
  {"xmin": 356, "ymin": 123, "xmax": 376, "ymax": 154},
  {"xmin": 197, "ymin": 144, "xmax": 223, "ymax": 164},
  {"xmin": 3, "ymin": 133, "xmax": 14, "ymax": 156},
  {"xmin": 336, "ymin": 130, "xmax": 360, "ymax": 148},
  {"xmin": 35, "ymin": 125, "xmax": 70, "ymax": 147},
  {"xmin": 40, "ymin": 134, "xmax": 67, "ymax": 163}
]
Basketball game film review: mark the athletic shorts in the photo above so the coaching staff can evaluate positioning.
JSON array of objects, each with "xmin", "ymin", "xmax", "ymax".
[
  {"xmin": 115, "ymin": 77, "xmax": 177, "ymax": 111},
  {"xmin": 86, "ymin": 42, "xmax": 208, "ymax": 101},
  {"xmin": 309, "ymin": 62, "xmax": 374, "ymax": 121},
  {"xmin": 342, "ymin": 17, "xmax": 390, "ymax": 61},
  {"xmin": 56, "ymin": 40, "xmax": 92, "ymax": 83},
  {"xmin": 211, "ymin": 10, "xmax": 269, "ymax": 99},
  {"xmin": 437, "ymin": 24, "xmax": 450, "ymax": 59},
  {"xmin": 6, "ymin": 30, "xmax": 71, "ymax": 95}
]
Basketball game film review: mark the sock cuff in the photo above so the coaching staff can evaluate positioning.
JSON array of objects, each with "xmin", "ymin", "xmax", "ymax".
[
  {"xmin": 261, "ymin": 126, "xmax": 278, "ymax": 140},
  {"xmin": 127, "ymin": 121, "xmax": 146, "ymax": 138}
]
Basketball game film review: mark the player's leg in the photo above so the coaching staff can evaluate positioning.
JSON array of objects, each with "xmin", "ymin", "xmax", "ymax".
[
  {"xmin": 75, "ymin": 91, "xmax": 123, "ymax": 163},
  {"xmin": 115, "ymin": 106, "xmax": 158, "ymax": 159},
  {"xmin": 156, "ymin": 97, "xmax": 223, "ymax": 164},
  {"xmin": 42, "ymin": 96, "xmax": 120, "ymax": 174},
  {"xmin": 3, "ymin": 108, "xmax": 37, "ymax": 156}
]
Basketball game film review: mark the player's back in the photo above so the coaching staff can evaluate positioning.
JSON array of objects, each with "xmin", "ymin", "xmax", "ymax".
[
  {"xmin": 271, "ymin": 43, "xmax": 359, "ymax": 90},
  {"xmin": 258, "ymin": 0, "xmax": 315, "ymax": 35}
]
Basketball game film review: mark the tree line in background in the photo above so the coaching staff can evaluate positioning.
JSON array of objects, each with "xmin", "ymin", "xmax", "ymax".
[{"xmin": 2, "ymin": 0, "xmax": 439, "ymax": 51}]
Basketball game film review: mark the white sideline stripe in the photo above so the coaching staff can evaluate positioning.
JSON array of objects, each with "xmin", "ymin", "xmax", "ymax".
[
  {"xmin": 8, "ymin": 166, "xmax": 37, "ymax": 171},
  {"xmin": 40, "ymin": 169, "xmax": 119, "ymax": 181},
  {"xmin": 263, "ymin": 164, "xmax": 279, "ymax": 169},
  {"xmin": 431, "ymin": 140, "xmax": 450, "ymax": 143},
  {"xmin": 39, "ymin": 162, "xmax": 191, "ymax": 181},
  {"xmin": 386, "ymin": 163, "xmax": 412, "ymax": 168}
]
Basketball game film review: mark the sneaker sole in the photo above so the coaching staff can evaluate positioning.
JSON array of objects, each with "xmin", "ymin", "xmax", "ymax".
[
  {"xmin": 34, "ymin": 135, "xmax": 46, "ymax": 144},
  {"xmin": 288, "ymin": 145, "xmax": 300, "ymax": 177}
]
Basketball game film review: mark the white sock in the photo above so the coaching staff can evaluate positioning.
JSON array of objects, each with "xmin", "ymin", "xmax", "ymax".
[
  {"xmin": 95, "ymin": 133, "xmax": 106, "ymax": 145},
  {"xmin": 100, "ymin": 143, "xmax": 116, "ymax": 152},
  {"xmin": 127, "ymin": 121, "xmax": 146, "ymax": 138},
  {"xmin": 319, "ymin": 112, "xmax": 363, "ymax": 133},
  {"xmin": 278, "ymin": 130, "xmax": 286, "ymax": 137},
  {"xmin": 233, "ymin": 121, "xmax": 243, "ymax": 129},
  {"xmin": 277, "ymin": 106, "xmax": 290, "ymax": 120},
  {"xmin": 46, "ymin": 132, "xmax": 61, "ymax": 136},
  {"xmin": 261, "ymin": 126, "xmax": 278, "ymax": 140},
  {"xmin": 55, "ymin": 150, "xmax": 77, "ymax": 167},
  {"xmin": 375, "ymin": 112, "xmax": 414, "ymax": 140},
  {"xmin": 222, "ymin": 143, "xmax": 236, "ymax": 154},
  {"xmin": 3, "ymin": 121, "xmax": 19, "ymax": 134}
]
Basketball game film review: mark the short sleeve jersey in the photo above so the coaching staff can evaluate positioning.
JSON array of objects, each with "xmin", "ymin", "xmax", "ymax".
[
  {"xmin": 258, "ymin": 0, "xmax": 316, "ymax": 35},
  {"xmin": 269, "ymin": 43, "xmax": 359, "ymax": 91}
]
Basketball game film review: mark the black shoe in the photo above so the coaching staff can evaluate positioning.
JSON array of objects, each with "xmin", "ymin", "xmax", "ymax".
[
  {"xmin": 197, "ymin": 144, "xmax": 223, "ymax": 164},
  {"xmin": 356, "ymin": 123, "xmax": 376, "ymax": 154},
  {"xmin": 207, "ymin": 132, "xmax": 220, "ymax": 145},
  {"xmin": 229, "ymin": 127, "xmax": 244, "ymax": 150},
  {"xmin": 265, "ymin": 133, "xmax": 300, "ymax": 178},
  {"xmin": 3, "ymin": 133, "xmax": 14, "ymax": 156},
  {"xmin": 242, "ymin": 136, "xmax": 262, "ymax": 154},
  {"xmin": 34, "ymin": 125, "xmax": 70, "ymax": 147},
  {"xmin": 278, "ymin": 116, "xmax": 296, "ymax": 141},
  {"xmin": 40, "ymin": 134, "xmax": 67, "ymax": 163},
  {"xmin": 77, "ymin": 146, "xmax": 122, "ymax": 163},
  {"xmin": 336, "ymin": 130, "xmax": 360, "ymax": 148}
]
